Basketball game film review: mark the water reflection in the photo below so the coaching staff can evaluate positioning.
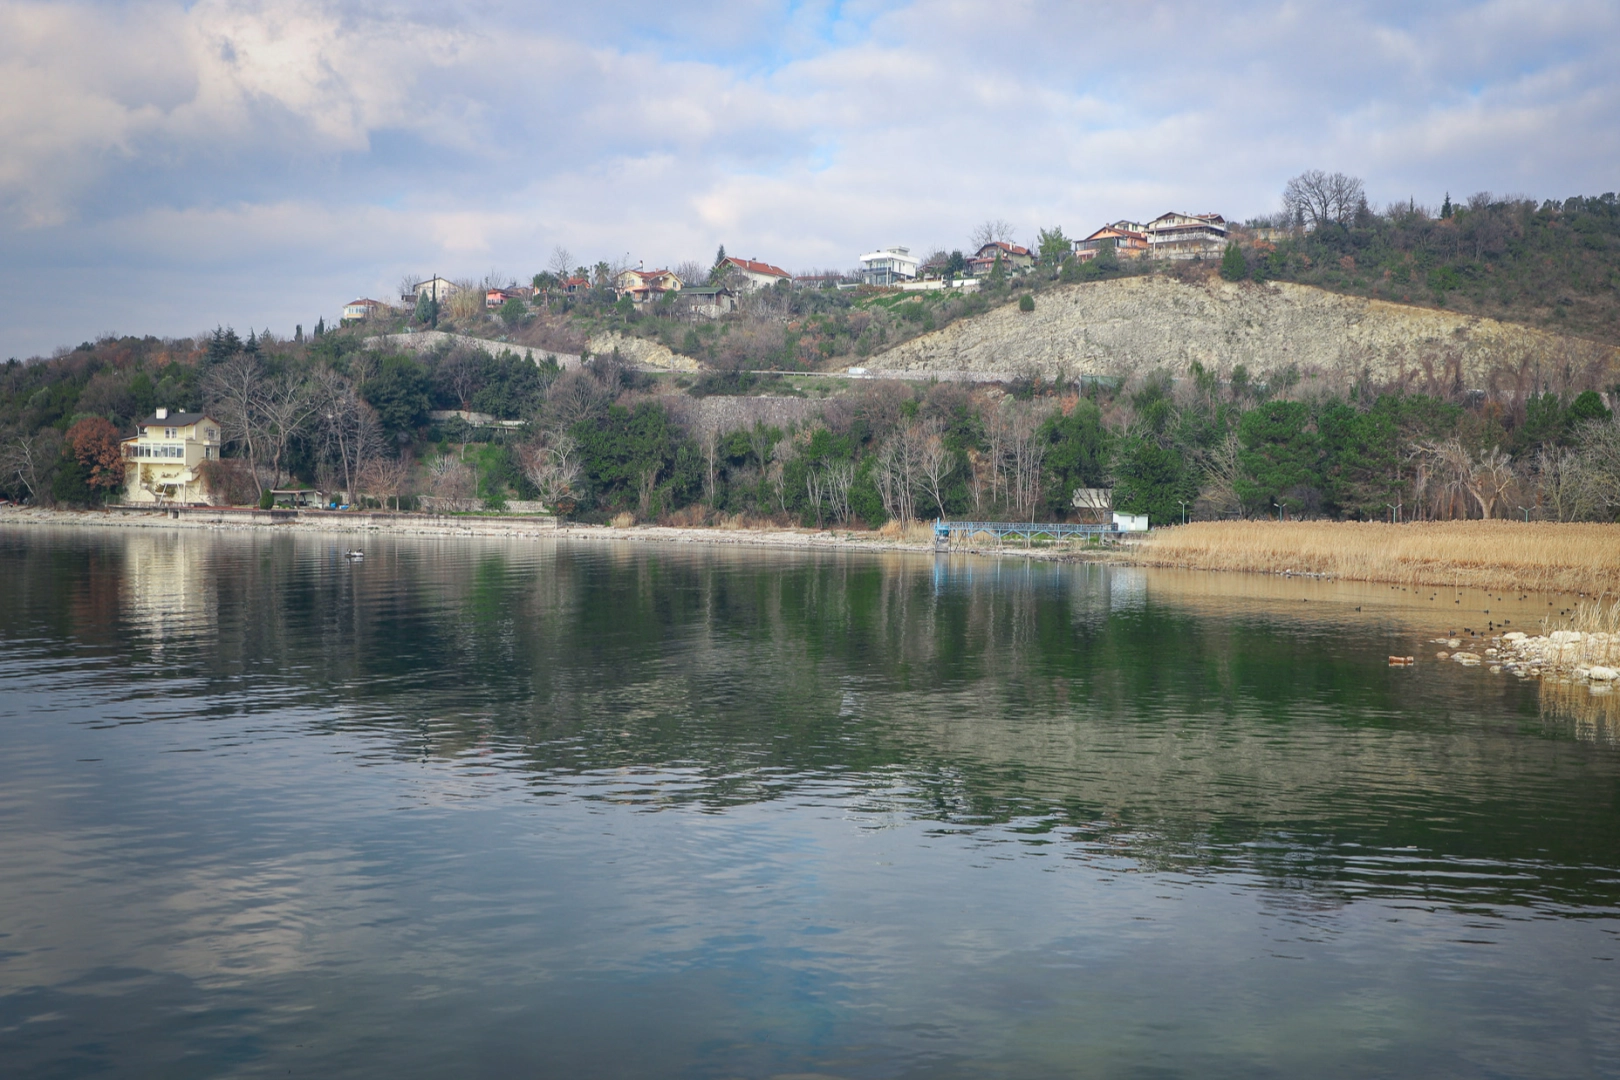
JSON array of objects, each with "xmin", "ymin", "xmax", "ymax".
[
  {"xmin": 1, "ymin": 526, "xmax": 1614, "ymax": 914},
  {"xmin": 3, "ymin": 526, "xmax": 1620, "ymax": 1078}
]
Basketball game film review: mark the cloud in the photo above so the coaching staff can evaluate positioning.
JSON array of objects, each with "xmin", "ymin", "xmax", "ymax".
[{"xmin": 1, "ymin": 0, "xmax": 1617, "ymax": 357}]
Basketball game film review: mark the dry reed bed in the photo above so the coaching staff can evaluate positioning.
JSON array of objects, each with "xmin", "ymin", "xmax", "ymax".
[{"xmin": 1134, "ymin": 521, "xmax": 1620, "ymax": 595}]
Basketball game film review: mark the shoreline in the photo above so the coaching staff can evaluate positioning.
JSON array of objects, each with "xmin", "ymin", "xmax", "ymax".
[{"xmin": 0, "ymin": 506, "xmax": 1119, "ymax": 565}]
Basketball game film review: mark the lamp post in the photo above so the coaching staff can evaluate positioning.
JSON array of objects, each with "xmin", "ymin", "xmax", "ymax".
[
  {"xmin": 1517, "ymin": 505, "xmax": 1530, "ymax": 522},
  {"xmin": 1177, "ymin": 499, "xmax": 1188, "ymax": 525},
  {"xmin": 1386, "ymin": 502, "xmax": 1402, "ymax": 524}
]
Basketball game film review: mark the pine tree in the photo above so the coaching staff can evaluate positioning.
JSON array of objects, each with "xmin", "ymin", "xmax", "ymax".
[
  {"xmin": 295, "ymin": 324, "xmax": 303, "ymax": 343},
  {"xmin": 1219, "ymin": 241, "xmax": 1247, "ymax": 282},
  {"xmin": 314, "ymin": 317, "xmax": 326, "ymax": 338},
  {"xmin": 709, "ymin": 245, "xmax": 728, "ymax": 284},
  {"xmin": 1441, "ymin": 193, "xmax": 1453, "ymax": 219},
  {"xmin": 244, "ymin": 329, "xmax": 260, "ymax": 356}
]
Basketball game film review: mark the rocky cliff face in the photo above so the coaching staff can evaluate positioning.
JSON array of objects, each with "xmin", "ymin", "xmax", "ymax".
[{"xmin": 868, "ymin": 277, "xmax": 1616, "ymax": 389}]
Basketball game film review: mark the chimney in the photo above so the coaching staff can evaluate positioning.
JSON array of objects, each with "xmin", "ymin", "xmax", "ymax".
[{"xmin": 155, "ymin": 408, "xmax": 168, "ymax": 420}]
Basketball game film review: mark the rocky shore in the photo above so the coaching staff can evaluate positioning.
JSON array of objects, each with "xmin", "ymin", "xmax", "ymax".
[{"xmin": 1434, "ymin": 629, "xmax": 1619, "ymax": 685}]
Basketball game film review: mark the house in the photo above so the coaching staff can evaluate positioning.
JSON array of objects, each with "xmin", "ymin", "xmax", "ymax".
[
  {"xmin": 965, "ymin": 241, "xmax": 1035, "ymax": 276},
  {"xmin": 1073, "ymin": 224, "xmax": 1150, "ymax": 261},
  {"xmin": 717, "ymin": 257, "xmax": 791, "ymax": 292},
  {"xmin": 858, "ymin": 247, "xmax": 920, "ymax": 286},
  {"xmin": 1145, "ymin": 212, "xmax": 1227, "ymax": 260},
  {"xmin": 674, "ymin": 284, "xmax": 735, "ymax": 320},
  {"xmin": 120, "ymin": 408, "xmax": 223, "ymax": 505},
  {"xmin": 614, "ymin": 267, "xmax": 684, "ymax": 303},
  {"xmin": 341, "ymin": 298, "xmax": 388, "ymax": 323},
  {"xmin": 401, "ymin": 277, "xmax": 460, "ymax": 304},
  {"xmin": 561, "ymin": 276, "xmax": 592, "ymax": 295}
]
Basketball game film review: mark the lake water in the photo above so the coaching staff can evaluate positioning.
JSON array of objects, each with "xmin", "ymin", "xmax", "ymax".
[{"xmin": 1, "ymin": 526, "xmax": 1617, "ymax": 1079}]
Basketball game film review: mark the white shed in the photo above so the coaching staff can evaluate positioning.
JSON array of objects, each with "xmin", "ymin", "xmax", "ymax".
[{"xmin": 1112, "ymin": 512, "xmax": 1150, "ymax": 532}]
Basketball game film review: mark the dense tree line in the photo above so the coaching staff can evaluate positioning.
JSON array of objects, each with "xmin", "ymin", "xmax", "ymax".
[{"xmin": 3, "ymin": 325, "xmax": 1618, "ymax": 525}]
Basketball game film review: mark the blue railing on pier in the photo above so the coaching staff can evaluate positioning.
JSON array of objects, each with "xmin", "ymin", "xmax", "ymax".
[{"xmin": 933, "ymin": 519, "xmax": 1118, "ymax": 548}]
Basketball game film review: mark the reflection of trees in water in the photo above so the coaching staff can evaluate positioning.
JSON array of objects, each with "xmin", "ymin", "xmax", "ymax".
[{"xmin": 3, "ymin": 529, "xmax": 1618, "ymax": 911}]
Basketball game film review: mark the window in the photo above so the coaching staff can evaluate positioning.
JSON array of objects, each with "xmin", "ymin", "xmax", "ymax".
[
  {"xmin": 164, "ymin": 427, "xmax": 177, "ymax": 439},
  {"xmin": 205, "ymin": 428, "xmax": 218, "ymax": 441},
  {"xmin": 204, "ymin": 447, "xmax": 213, "ymax": 460}
]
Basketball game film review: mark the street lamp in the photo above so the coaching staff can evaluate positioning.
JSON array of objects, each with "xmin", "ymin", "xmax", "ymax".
[
  {"xmin": 1385, "ymin": 502, "xmax": 1402, "ymax": 524},
  {"xmin": 1517, "ymin": 505, "xmax": 1530, "ymax": 522},
  {"xmin": 1177, "ymin": 499, "xmax": 1188, "ymax": 525}
]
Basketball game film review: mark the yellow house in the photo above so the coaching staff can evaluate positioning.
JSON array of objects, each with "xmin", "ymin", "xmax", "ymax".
[{"xmin": 121, "ymin": 409, "xmax": 223, "ymax": 504}]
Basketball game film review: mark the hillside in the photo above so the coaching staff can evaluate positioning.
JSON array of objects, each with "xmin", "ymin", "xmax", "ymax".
[{"xmin": 865, "ymin": 276, "xmax": 1619, "ymax": 390}]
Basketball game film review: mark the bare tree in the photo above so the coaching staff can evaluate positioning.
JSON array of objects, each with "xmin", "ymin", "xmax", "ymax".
[
  {"xmin": 970, "ymin": 219, "xmax": 1016, "ymax": 251},
  {"xmin": 313, "ymin": 368, "xmax": 385, "ymax": 501},
  {"xmin": 549, "ymin": 246, "xmax": 574, "ymax": 281},
  {"xmin": 1, "ymin": 427, "xmax": 63, "ymax": 504},
  {"xmin": 805, "ymin": 465, "xmax": 825, "ymax": 527},
  {"xmin": 822, "ymin": 459, "xmax": 854, "ymax": 525},
  {"xmin": 426, "ymin": 455, "xmax": 477, "ymax": 511},
  {"xmin": 543, "ymin": 369, "xmax": 610, "ymax": 430},
  {"xmin": 257, "ymin": 372, "xmax": 319, "ymax": 490},
  {"xmin": 673, "ymin": 260, "xmax": 708, "ymax": 288},
  {"xmin": 202, "ymin": 351, "xmax": 267, "ymax": 496},
  {"xmin": 518, "ymin": 430, "xmax": 582, "ymax": 510},
  {"xmin": 916, "ymin": 420, "xmax": 954, "ymax": 518},
  {"xmin": 1000, "ymin": 404, "xmax": 1047, "ymax": 519},
  {"xmin": 1282, "ymin": 170, "xmax": 1367, "ymax": 229},
  {"xmin": 359, "ymin": 455, "xmax": 412, "ymax": 511}
]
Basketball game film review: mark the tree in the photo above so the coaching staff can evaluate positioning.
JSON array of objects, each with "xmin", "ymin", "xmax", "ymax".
[
  {"xmin": 363, "ymin": 356, "xmax": 431, "ymax": 436},
  {"xmin": 1235, "ymin": 400, "xmax": 1320, "ymax": 516},
  {"xmin": 970, "ymin": 219, "xmax": 1016, "ymax": 251},
  {"xmin": 549, "ymin": 246, "xmax": 574, "ymax": 282},
  {"xmin": 1039, "ymin": 400, "xmax": 1109, "ymax": 514},
  {"xmin": 0, "ymin": 427, "xmax": 63, "ymax": 504},
  {"xmin": 1018, "ymin": 294, "xmax": 1035, "ymax": 313},
  {"xmin": 203, "ymin": 351, "xmax": 267, "ymax": 494},
  {"xmin": 1219, "ymin": 242, "xmax": 1247, "ymax": 281},
  {"xmin": 1036, "ymin": 226, "xmax": 1070, "ymax": 267},
  {"xmin": 65, "ymin": 417, "xmax": 125, "ymax": 492},
  {"xmin": 709, "ymin": 245, "xmax": 728, "ymax": 284},
  {"xmin": 426, "ymin": 455, "xmax": 477, "ymax": 511},
  {"xmin": 1282, "ymin": 170, "xmax": 1366, "ymax": 229},
  {"xmin": 1441, "ymin": 192, "xmax": 1453, "ymax": 219},
  {"xmin": 358, "ymin": 455, "xmax": 412, "ymax": 511},
  {"xmin": 256, "ymin": 372, "xmax": 319, "ymax": 490},
  {"xmin": 519, "ymin": 430, "xmax": 582, "ymax": 511}
]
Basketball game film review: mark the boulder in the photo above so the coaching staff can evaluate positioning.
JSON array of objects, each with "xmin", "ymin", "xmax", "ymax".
[{"xmin": 1589, "ymin": 666, "xmax": 1619, "ymax": 682}]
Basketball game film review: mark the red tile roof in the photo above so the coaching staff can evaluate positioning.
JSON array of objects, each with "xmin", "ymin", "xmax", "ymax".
[{"xmin": 723, "ymin": 257, "xmax": 789, "ymax": 278}]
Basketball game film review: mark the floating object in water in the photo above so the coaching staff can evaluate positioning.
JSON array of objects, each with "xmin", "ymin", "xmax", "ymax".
[
  {"xmin": 345, "ymin": 550, "xmax": 365, "ymax": 559},
  {"xmin": 1388, "ymin": 656, "xmax": 1415, "ymax": 666}
]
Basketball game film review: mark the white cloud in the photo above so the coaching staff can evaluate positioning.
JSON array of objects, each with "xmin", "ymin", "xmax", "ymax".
[{"xmin": 1, "ymin": 0, "xmax": 1617, "ymax": 357}]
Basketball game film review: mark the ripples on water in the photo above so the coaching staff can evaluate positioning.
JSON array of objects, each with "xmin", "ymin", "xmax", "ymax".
[{"xmin": 0, "ymin": 527, "xmax": 1617, "ymax": 1078}]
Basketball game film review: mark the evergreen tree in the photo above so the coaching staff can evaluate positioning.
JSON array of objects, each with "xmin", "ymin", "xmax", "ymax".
[
  {"xmin": 314, "ymin": 317, "xmax": 326, "ymax": 338},
  {"xmin": 1219, "ymin": 242, "xmax": 1247, "ymax": 281},
  {"xmin": 1441, "ymin": 192, "xmax": 1453, "ymax": 219},
  {"xmin": 709, "ymin": 245, "xmax": 728, "ymax": 284},
  {"xmin": 244, "ymin": 329, "xmax": 260, "ymax": 357}
]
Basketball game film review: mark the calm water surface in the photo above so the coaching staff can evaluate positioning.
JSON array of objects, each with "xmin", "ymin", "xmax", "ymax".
[{"xmin": 1, "ymin": 526, "xmax": 1617, "ymax": 1079}]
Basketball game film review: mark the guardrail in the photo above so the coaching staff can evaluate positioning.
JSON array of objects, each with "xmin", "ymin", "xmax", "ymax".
[{"xmin": 933, "ymin": 519, "xmax": 1120, "ymax": 549}]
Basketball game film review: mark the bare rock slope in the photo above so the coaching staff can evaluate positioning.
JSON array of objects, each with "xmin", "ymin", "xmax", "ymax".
[{"xmin": 868, "ymin": 277, "xmax": 1615, "ymax": 386}]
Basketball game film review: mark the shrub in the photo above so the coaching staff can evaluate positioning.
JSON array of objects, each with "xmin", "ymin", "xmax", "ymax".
[{"xmin": 1018, "ymin": 294, "xmax": 1035, "ymax": 313}]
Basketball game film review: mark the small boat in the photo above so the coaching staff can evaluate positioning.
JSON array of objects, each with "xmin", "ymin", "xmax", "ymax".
[{"xmin": 344, "ymin": 550, "xmax": 365, "ymax": 560}]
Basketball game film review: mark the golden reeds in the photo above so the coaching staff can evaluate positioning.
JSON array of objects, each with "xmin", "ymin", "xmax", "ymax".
[{"xmin": 1134, "ymin": 520, "xmax": 1620, "ymax": 594}]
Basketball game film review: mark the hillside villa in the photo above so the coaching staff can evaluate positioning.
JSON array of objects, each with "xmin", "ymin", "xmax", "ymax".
[
  {"xmin": 859, "ymin": 247, "xmax": 921, "ymax": 286},
  {"xmin": 966, "ymin": 241, "xmax": 1035, "ymax": 275},
  {"xmin": 1074, "ymin": 223, "xmax": 1150, "ymax": 261},
  {"xmin": 121, "ymin": 409, "xmax": 222, "ymax": 505},
  {"xmin": 717, "ymin": 257, "xmax": 791, "ymax": 291},
  {"xmin": 614, "ymin": 267, "xmax": 685, "ymax": 303},
  {"xmin": 341, "ymin": 298, "xmax": 388, "ymax": 323}
]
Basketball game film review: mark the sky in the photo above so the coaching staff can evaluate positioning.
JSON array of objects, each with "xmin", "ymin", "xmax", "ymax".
[{"xmin": 1, "ymin": 0, "xmax": 1617, "ymax": 360}]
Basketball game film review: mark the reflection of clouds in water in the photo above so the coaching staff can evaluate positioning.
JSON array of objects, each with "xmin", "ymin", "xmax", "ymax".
[
  {"xmin": 121, "ymin": 531, "xmax": 216, "ymax": 649},
  {"xmin": 1106, "ymin": 567, "xmax": 1147, "ymax": 613}
]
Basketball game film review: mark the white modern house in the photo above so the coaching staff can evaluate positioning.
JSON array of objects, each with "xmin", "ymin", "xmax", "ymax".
[
  {"xmin": 859, "ymin": 247, "xmax": 920, "ymax": 286},
  {"xmin": 121, "ymin": 409, "xmax": 223, "ymax": 505}
]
